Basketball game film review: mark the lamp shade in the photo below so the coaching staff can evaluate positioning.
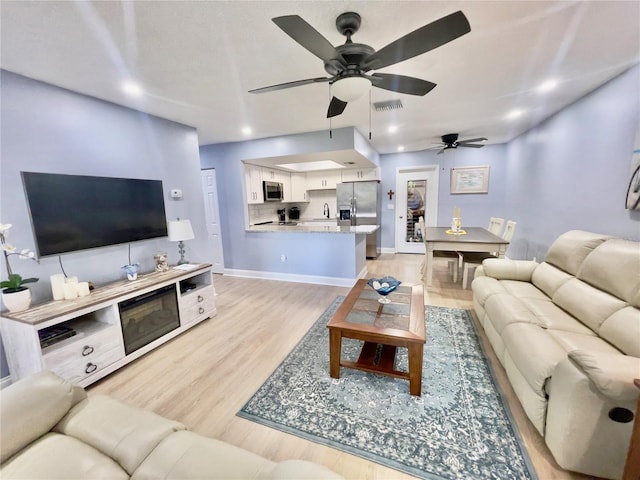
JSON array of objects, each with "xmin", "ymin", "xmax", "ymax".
[
  {"xmin": 331, "ymin": 76, "xmax": 371, "ymax": 102},
  {"xmin": 167, "ymin": 219, "xmax": 194, "ymax": 242}
]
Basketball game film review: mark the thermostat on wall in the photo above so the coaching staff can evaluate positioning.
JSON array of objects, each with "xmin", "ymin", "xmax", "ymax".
[{"xmin": 170, "ymin": 189, "xmax": 183, "ymax": 199}]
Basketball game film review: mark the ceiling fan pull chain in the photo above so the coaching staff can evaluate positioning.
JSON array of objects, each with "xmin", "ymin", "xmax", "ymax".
[{"xmin": 368, "ymin": 89, "xmax": 372, "ymax": 140}]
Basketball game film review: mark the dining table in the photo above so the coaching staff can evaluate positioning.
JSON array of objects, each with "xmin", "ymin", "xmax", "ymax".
[{"xmin": 423, "ymin": 227, "xmax": 510, "ymax": 287}]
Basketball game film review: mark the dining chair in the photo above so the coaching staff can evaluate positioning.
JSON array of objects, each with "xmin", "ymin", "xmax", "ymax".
[
  {"xmin": 417, "ymin": 216, "xmax": 460, "ymax": 283},
  {"xmin": 460, "ymin": 220, "xmax": 517, "ymax": 289},
  {"xmin": 487, "ymin": 217, "xmax": 505, "ymax": 236}
]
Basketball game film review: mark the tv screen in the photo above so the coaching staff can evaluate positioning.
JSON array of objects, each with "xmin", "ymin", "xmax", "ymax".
[{"xmin": 21, "ymin": 172, "xmax": 168, "ymax": 257}]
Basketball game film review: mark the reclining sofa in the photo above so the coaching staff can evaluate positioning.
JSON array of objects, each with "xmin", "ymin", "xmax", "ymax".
[
  {"xmin": 0, "ymin": 370, "xmax": 343, "ymax": 479},
  {"xmin": 472, "ymin": 230, "xmax": 640, "ymax": 480}
]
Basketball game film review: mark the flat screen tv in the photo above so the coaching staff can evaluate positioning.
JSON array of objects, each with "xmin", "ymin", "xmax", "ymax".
[{"xmin": 21, "ymin": 172, "xmax": 168, "ymax": 257}]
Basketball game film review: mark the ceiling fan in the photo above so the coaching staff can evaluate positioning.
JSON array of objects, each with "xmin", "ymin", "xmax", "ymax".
[
  {"xmin": 249, "ymin": 11, "xmax": 471, "ymax": 118},
  {"xmin": 431, "ymin": 133, "xmax": 488, "ymax": 154}
]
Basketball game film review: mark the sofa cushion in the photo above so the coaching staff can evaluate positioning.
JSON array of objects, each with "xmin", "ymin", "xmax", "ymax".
[
  {"xmin": 484, "ymin": 294, "xmax": 542, "ymax": 334},
  {"xmin": 132, "ymin": 430, "xmax": 276, "ymax": 479},
  {"xmin": 516, "ymin": 298, "xmax": 596, "ymax": 336},
  {"xmin": 0, "ymin": 432, "xmax": 128, "ymax": 479},
  {"xmin": 0, "ymin": 370, "xmax": 87, "ymax": 463},
  {"xmin": 499, "ymin": 280, "xmax": 551, "ymax": 301},
  {"xmin": 599, "ymin": 306, "xmax": 640, "ymax": 356},
  {"xmin": 544, "ymin": 230, "xmax": 612, "ymax": 275},
  {"xmin": 552, "ymin": 278, "xmax": 627, "ymax": 333},
  {"xmin": 547, "ymin": 330, "xmax": 621, "ymax": 355},
  {"xmin": 501, "ymin": 323, "xmax": 567, "ymax": 395},
  {"xmin": 568, "ymin": 351, "xmax": 640, "ymax": 402},
  {"xmin": 576, "ymin": 238, "xmax": 640, "ymax": 307},
  {"xmin": 54, "ymin": 395, "xmax": 185, "ymax": 475},
  {"xmin": 531, "ymin": 262, "xmax": 573, "ymax": 298}
]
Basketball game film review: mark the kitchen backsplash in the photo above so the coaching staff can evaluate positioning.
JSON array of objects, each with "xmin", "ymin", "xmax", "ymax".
[{"xmin": 248, "ymin": 190, "xmax": 338, "ymax": 224}]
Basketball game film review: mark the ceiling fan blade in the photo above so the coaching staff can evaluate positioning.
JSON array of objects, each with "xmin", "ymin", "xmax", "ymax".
[
  {"xmin": 458, "ymin": 137, "xmax": 488, "ymax": 144},
  {"xmin": 249, "ymin": 77, "xmax": 330, "ymax": 94},
  {"xmin": 272, "ymin": 15, "xmax": 347, "ymax": 65},
  {"xmin": 362, "ymin": 11, "xmax": 470, "ymax": 71},
  {"xmin": 327, "ymin": 96, "xmax": 348, "ymax": 118},
  {"xmin": 458, "ymin": 143, "xmax": 485, "ymax": 148},
  {"xmin": 371, "ymin": 73, "xmax": 436, "ymax": 96}
]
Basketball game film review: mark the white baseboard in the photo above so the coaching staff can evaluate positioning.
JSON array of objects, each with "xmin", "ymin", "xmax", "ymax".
[
  {"xmin": 0, "ymin": 375, "xmax": 12, "ymax": 389},
  {"xmin": 380, "ymin": 247, "xmax": 396, "ymax": 254},
  {"xmin": 224, "ymin": 269, "xmax": 359, "ymax": 288}
]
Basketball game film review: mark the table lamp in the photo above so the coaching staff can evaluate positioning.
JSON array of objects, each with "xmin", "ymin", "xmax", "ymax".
[{"xmin": 168, "ymin": 218, "xmax": 194, "ymax": 265}]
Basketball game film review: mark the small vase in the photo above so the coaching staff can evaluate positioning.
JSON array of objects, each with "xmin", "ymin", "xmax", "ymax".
[
  {"xmin": 122, "ymin": 264, "xmax": 140, "ymax": 281},
  {"xmin": 2, "ymin": 288, "xmax": 32, "ymax": 313}
]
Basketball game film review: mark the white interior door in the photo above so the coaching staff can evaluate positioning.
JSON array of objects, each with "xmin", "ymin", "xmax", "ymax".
[
  {"xmin": 395, "ymin": 167, "xmax": 439, "ymax": 253},
  {"xmin": 201, "ymin": 169, "xmax": 225, "ymax": 274}
]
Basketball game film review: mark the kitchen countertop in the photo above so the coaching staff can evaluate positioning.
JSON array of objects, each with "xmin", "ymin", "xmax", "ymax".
[{"xmin": 247, "ymin": 220, "xmax": 379, "ymax": 234}]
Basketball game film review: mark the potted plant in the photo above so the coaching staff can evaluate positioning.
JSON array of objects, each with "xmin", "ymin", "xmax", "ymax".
[{"xmin": 1, "ymin": 223, "xmax": 39, "ymax": 312}]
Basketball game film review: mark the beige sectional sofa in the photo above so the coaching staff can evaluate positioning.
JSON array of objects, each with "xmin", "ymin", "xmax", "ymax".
[
  {"xmin": 0, "ymin": 371, "xmax": 343, "ymax": 479},
  {"xmin": 472, "ymin": 230, "xmax": 640, "ymax": 480}
]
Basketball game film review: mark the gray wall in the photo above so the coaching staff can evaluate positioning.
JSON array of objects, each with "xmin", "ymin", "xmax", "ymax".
[
  {"xmin": 502, "ymin": 65, "xmax": 640, "ymax": 260},
  {"xmin": 379, "ymin": 65, "xmax": 640, "ymax": 257},
  {"xmin": 0, "ymin": 70, "xmax": 212, "ymax": 378}
]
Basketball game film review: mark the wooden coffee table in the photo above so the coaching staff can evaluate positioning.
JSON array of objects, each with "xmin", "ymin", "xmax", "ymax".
[{"xmin": 327, "ymin": 279, "xmax": 425, "ymax": 396}]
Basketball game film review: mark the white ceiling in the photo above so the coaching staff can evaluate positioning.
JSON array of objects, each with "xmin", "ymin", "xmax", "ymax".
[{"xmin": 1, "ymin": 1, "xmax": 639, "ymax": 155}]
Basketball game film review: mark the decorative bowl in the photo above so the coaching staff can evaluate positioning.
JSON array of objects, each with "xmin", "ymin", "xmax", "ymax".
[{"xmin": 367, "ymin": 276, "xmax": 401, "ymax": 303}]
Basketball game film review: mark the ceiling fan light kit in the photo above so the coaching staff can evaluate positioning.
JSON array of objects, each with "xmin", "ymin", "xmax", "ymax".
[
  {"xmin": 250, "ymin": 10, "xmax": 471, "ymax": 119},
  {"xmin": 331, "ymin": 76, "xmax": 371, "ymax": 102}
]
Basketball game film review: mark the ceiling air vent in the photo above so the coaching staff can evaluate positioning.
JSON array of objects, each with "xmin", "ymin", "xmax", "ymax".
[{"xmin": 373, "ymin": 99, "xmax": 403, "ymax": 111}]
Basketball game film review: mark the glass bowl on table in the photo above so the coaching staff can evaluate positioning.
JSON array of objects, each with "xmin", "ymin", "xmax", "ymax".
[{"xmin": 367, "ymin": 276, "xmax": 401, "ymax": 304}]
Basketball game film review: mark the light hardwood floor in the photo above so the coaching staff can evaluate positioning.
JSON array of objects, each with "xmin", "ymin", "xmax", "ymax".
[{"xmin": 88, "ymin": 254, "xmax": 593, "ymax": 480}]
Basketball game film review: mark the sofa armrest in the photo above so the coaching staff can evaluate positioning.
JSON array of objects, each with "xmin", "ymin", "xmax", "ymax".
[
  {"xmin": 481, "ymin": 258, "xmax": 539, "ymax": 281},
  {"xmin": 568, "ymin": 350, "xmax": 640, "ymax": 402},
  {"xmin": 0, "ymin": 371, "xmax": 86, "ymax": 463}
]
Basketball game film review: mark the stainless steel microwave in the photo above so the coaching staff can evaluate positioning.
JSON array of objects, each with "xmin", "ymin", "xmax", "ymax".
[{"xmin": 263, "ymin": 181, "xmax": 283, "ymax": 201}]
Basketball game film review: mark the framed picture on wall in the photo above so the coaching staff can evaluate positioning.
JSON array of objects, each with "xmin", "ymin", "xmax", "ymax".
[
  {"xmin": 450, "ymin": 166, "xmax": 490, "ymax": 194},
  {"xmin": 625, "ymin": 126, "xmax": 640, "ymax": 210}
]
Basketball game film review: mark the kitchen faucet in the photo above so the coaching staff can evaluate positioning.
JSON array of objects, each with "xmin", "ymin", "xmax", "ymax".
[{"xmin": 323, "ymin": 203, "xmax": 330, "ymax": 219}]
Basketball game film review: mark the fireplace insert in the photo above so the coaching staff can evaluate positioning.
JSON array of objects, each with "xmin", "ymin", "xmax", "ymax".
[{"xmin": 118, "ymin": 284, "xmax": 179, "ymax": 355}]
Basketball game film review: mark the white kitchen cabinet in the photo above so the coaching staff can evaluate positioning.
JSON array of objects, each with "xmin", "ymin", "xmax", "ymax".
[
  {"xmin": 289, "ymin": 172, "xmax": 308, "ymax": 202},
  {"xmin": 245, "ymin": 164, "xmax": 263, "ymax": 204},
  {"xmin": 306, "ymin": 170, "xmax": 341, "ymax": 190},
  {"xmin": 341, "ymin": 168, "xmax": 380, "ymax": 182}
]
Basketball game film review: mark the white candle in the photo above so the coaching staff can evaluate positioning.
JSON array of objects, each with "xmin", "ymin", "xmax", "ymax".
[
  {"xmin": 65, "ymin": 276, "xmax": 78, "ymax": 285},
  {"xmin": 63, "ymin": 283, "xmax": 78, "ymax": 300},
  {"xmin": 50, "ymin": 274, "xmax": 65, "ymax": 301},
  {"xmin": 77, "ymin": 282, "xmax": 90, "ymax": 297}
]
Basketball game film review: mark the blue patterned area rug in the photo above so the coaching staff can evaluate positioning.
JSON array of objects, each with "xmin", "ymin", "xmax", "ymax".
[{"xmin": 238, "ymin": 297, "xmax": 537, "ymax": 480}]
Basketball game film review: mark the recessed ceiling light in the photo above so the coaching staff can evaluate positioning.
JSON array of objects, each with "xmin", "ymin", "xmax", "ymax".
[
  {"xmin": 537, "ymin": 79, "xmax": 558, "ymax": 94},
  {"xmin": 241, "ymin": 126, "xmax": 252, "ymax": 136},
  {"xmin": 506, "ymin": 109, "xmax": 525, "ymax": 120},
  {"xmin": 122, "ymin": 82, "xmax": 142, "ymax": 97},
  {"xmin": 397, "ymin": 145, "xmax": 405, "ymax": 152},
  {"xmin": 388, "ymin": 125, "xmax": 398, "ymax": 134}
]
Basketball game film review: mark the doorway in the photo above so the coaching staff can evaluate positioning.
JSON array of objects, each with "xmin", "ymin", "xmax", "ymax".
[
  {"xmin": 201, "ymin": 169, "xmax": 225, "ymax": 274},
  {"xmin": 395, "ymin": 167, "xmax": 439, "ymax": 253}
]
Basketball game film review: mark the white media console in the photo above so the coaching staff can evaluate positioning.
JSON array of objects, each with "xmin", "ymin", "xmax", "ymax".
[{"xmin": 0, "ymin": 264, "xmax": 216, "ymax": 386}]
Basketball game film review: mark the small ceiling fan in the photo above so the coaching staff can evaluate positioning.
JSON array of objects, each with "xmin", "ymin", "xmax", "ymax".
[
  {"xmin": 431, "ymin": 133, "xmax": 488, "ymax": 154},
  {"xmin": 249, "ymin": 11, "xmax": 471, "ymax": 118}
]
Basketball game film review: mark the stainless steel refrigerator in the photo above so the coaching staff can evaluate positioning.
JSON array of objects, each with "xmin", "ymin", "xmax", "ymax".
[{"xmin": 336, "ymin": 181, "xmax": 380, "ymax": 258}]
